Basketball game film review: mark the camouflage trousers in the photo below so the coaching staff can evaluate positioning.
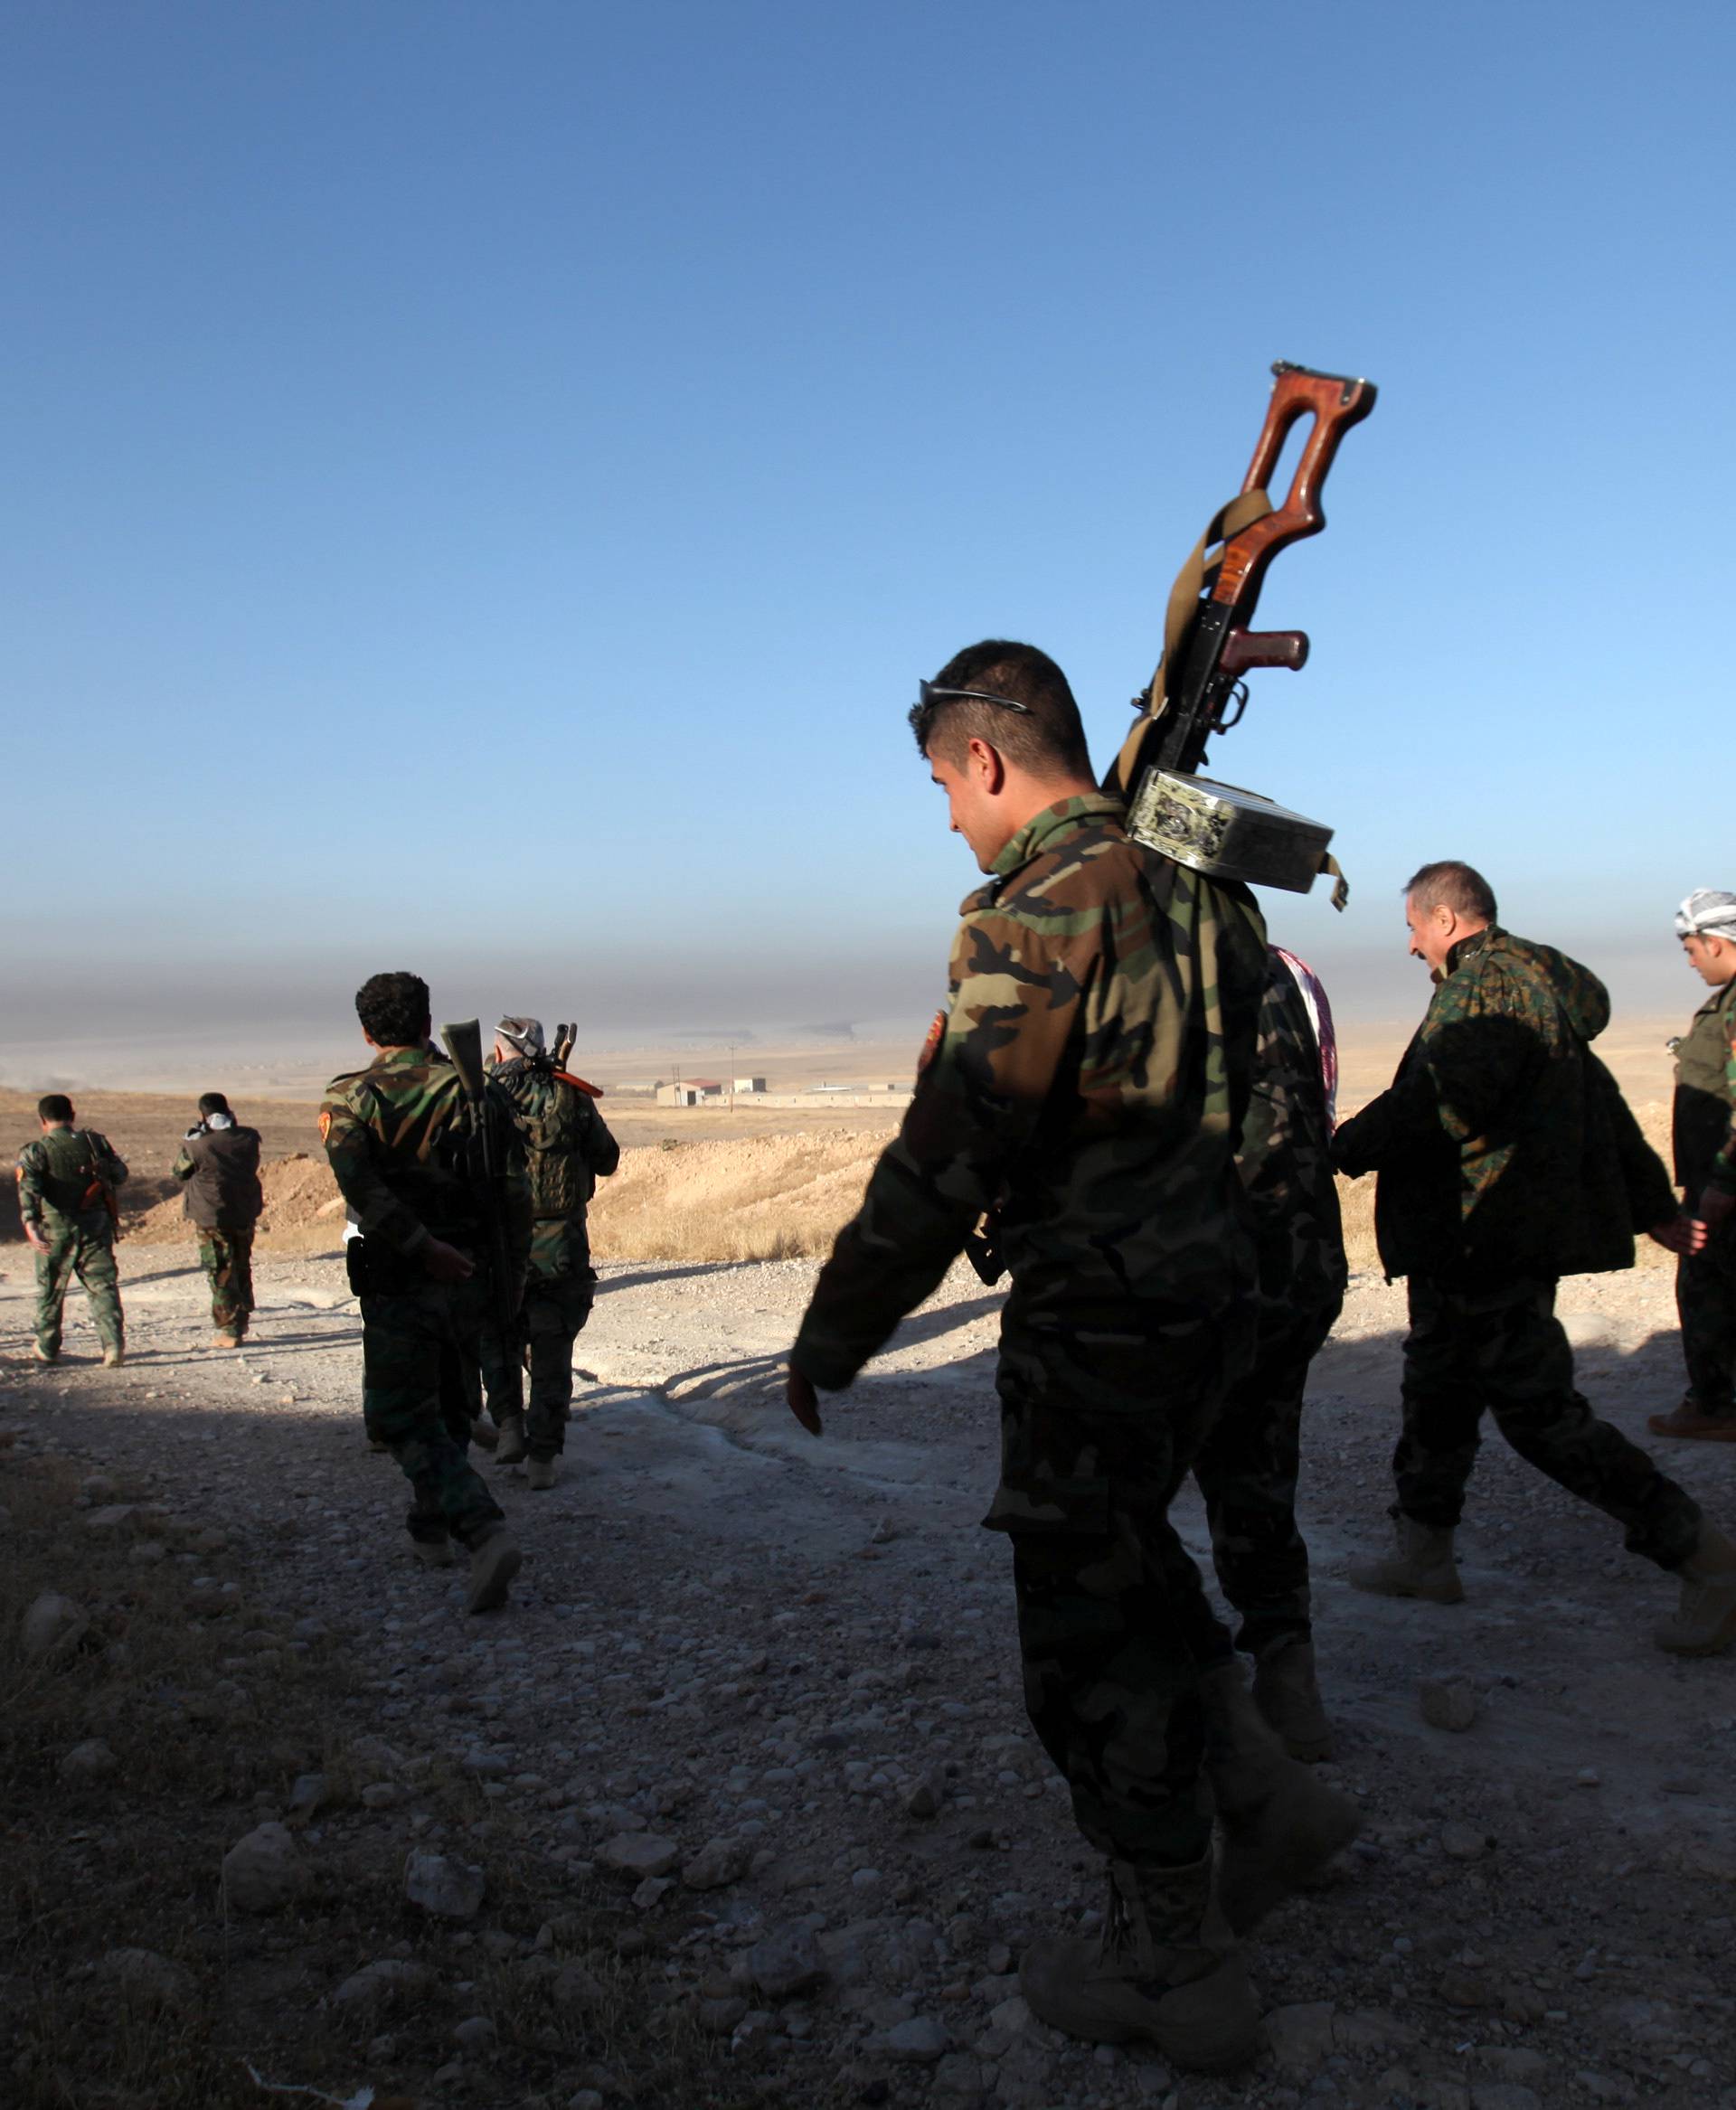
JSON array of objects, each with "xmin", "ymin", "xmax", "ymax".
[
  {"xmin": 197, "ymin": 1227, "xmax": 255, "ymax": 1337},
  {"xmin": 33, "ymin": 1223, "xmax": 124, "ymax": 1356},
  {"xmin": 359, "ymin": 1277, "xmax": 505, "ymax": 1549},
  {"xmin": 1394, "ymin": 1276, "xmax": 1703, "ymax": 1570},
  {"xmin": 1193, "ymin": 1293, "xmax": 1341, "ymax": 1661},
  {"xmin": 987, "ymin": 1300, "xmax": 1250, "ymax": 1869},
  {"xmin": 478, "ymin": 1267, "xmax": 594, "ymax": 1459},
  {"xmin": 1676, "ymin": 1229, "xmax": 1736, "ymax": 1421}
]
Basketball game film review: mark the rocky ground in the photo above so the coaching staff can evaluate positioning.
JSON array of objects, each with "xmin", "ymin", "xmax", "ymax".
[{"xmin": 2, "ymin": 1243, "xmax": 1734, "ymax": 2110}]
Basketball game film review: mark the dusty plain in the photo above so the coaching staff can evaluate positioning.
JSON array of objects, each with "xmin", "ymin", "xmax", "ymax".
[{"xmin": 3, "ymin": 1022, "xmax": 1733, "ymax": 2110}]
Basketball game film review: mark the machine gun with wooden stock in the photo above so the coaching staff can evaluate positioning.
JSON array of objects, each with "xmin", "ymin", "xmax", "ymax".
[
  {"xmin": 1107, "ymin": 360, "xmax": 1377, "ymax": 899},
  {"xmin": 442, "ymin": 1018, "xmax": 524, "ymax": 1420}
]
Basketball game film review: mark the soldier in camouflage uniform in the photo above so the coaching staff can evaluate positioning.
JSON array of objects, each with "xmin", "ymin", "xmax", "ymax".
[
  {"xmin": 1648, "ymin": 890, "xmax": 1736, "ymax": 1442},
  {"xmin": 1334, "ymin": 861, "xmax": 1736, "ymax": 1655},
  {"xmin": 17, "ymin": 1095, "xmax": 128, "ymax": 1365},
  {"xmin": 172, "ymin": 1091, "xmax": 263, "ymax": 1347},
  {"xmin": 1190, "ymin": 947, "xmax": 1347, "ymax": 1762},
  {"xmin": 786, "ymin": 644, "xmax": 1356, "ymax": 2073},
  {"xmin": 479, "ymin": 1016, "xmax": 620, "ymax": 1489},
  {"xmin": 320, "ymin": 971, "xmax": 527, "ymax": 1614}
]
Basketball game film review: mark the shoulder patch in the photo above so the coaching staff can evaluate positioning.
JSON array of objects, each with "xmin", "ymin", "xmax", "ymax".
[
  {"xmin": 318, "ymin": 1109, "xmax": 333, "ymax": 1144},
  {"xmin": 918, "ymin": 1006, "xmax": 948, "ymax": 1075}
]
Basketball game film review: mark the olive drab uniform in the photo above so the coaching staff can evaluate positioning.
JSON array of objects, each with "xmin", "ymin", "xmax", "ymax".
[
  {"xmin": 320, "ymin": 1049, "xmax": 531, "ymax": 1550},
  {"xmin": 793, "ymin": 796, "xmax": 1269, "ymax": 1870},
  {"xmin": 479, "ymin": 1058, "xmax": 619, "ymax": 1460},
  {"xmin": 172, "ymin": 1117, "xmax": 264, "ymax": 1341},
  {"xmin": 1334, "ymin": 925, "xmax": 1703, "ymax": 1569},
  {"xmin": 1191, "ymin": 948, "xmax": 1347, "ymax": 1660},
  {"xmin": 16, "ymin": 1127, "xmax": 128, "ymax": 1360},
  {"xmin": 1672, "ymin": 975, "xmax": 1736, "ymax": 1425}
]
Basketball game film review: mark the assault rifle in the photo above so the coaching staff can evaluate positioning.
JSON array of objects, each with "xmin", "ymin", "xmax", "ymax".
[
  {"xmin": 1107, "ymin": 361, "xmax": 1376, "ymax": 897},
  {"xmin": 543, "ymin": 1021, "xmax": 603, "ymax": 1099},
  {"xmin": 80, "ymin": 1131, "xmax": 122, "ymax": 1239},
  {"xmin": 442, "ymin": 1018, "xmax": 524, "ymax": 1418}
]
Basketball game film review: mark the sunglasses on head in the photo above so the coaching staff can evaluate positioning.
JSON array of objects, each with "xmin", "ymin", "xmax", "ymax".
[{"xmin": 916, "ymin": 680, "xmax": 1032, "ymax": 717}]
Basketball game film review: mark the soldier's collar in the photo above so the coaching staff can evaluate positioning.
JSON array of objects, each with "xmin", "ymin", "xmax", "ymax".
[
  {"xmin": 1444, "ymin": 923, "xmax": 1500, "ymax": 976},
  {"xmin": 370, "ymin": 1046, "xmax": 435, "ymax": 1070},
  {"xmin": 990, "ymin": 794, "xmax": 1124, "ymax": 880}
]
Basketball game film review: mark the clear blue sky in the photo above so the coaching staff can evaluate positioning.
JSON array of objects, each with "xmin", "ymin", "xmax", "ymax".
[{"xmin": 5, "ymin": 0, "xmax": 1731, "ymax": 1056}]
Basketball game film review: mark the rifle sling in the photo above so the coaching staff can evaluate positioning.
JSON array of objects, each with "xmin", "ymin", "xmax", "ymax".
[{"xmin": 1109, "ymin": 486, "xmax": 1274, "ymax": 796}]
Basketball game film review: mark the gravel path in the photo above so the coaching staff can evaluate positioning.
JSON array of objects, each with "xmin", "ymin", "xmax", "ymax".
[{"xmin": 3, "ymin": 1244, "xmax": 1734, "ymax": 2110}]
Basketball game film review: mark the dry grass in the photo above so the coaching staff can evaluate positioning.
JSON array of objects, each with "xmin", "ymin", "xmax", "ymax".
[{"xmin": 0, "ymin": 1444, "xmax": 774, "ymax": 2108}]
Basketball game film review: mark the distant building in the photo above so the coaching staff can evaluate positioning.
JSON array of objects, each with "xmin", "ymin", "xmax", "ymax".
[
  {"xmin": 655, "ymin": 1079, "xmax": 724, "ymax": 1107},
  {"xmin": 733, "ymin": 1076, "xmax": 768, "ymax": 1094}
]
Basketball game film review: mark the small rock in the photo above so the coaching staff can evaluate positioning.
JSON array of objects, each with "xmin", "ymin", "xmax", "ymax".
[
  {"xmin": 99, "ymin": 1947, "xmax": 196, "ymax": 2012},
  {"xmin": 451, "ymin": 2014, "xmax": 496, "ymax": 2049},
  {"xmin": 1265, "ymin": 2001, "xmax": 1337, "ymax": 2074},
  {"xmin": 60, "ymin": 1738, "xmax": 118, "ymax": 1781},
  {"xmin": 597, "ymin": 1832, "xmax": 681, "ymax": 1879},
  {"xmin": 1471, "ymin": 2087, "xmax": 1542, "ymax": 2110},
  {"xmin": 1439, "ymin": 1823, "xmax": 1487, "ymax": 1861},
  {"xmin": 332, "ymin": 1958, "xmax": 436, "ymax": 2008},
  {"xmin": 288, "ymin": 1772, "xmax": 329, "ymax": 1816},
  {"xmin": 404, "ymin": 1850, "xmax": 486, "ymax": 1919},
  {"xmin": 550, "ymin": 1962, "xmax": 607, "ymax": 2011},
  {"xmin": 1420, "ymin": 1679, "xmax": 1478, "ymax": 1731},
  {"xmin": 632, "ymin": 1875, "xmax": 673, "ymax": 1909},
  {"xmin": 746, "ymin": 1924, "xmax": 826, "ymax": 2000},
  {"xmin": 1438, "ymin": 1966, "xmax": 1499, "ymax": 2010},
  {"xmin": 933, "ymin": 2051, "xmax": 987, "ymax": 2097},
  {"xmin": 699, "ymin": 1994, "xmax": 748, "ymax": 2035},
  {"xmin": 683, "ymin": 1835, "xmax": 752, "ymax": 1890},
  {"xmin": 1575, "ymin": 1767, "xmax": 1601, "ymax": 1789},
  {"xmin": 884, "ymin": 2014, "xmax": 949, "ymax": 2062},
  {"xmin": 20, "ymin": 1590, "xmax": 89, "ymax": 1663},
  {"xmin": 904, "ymin": 1775, "xmax": 943, "ymax": 1820},
  {"xmin": 222, "ymin": 1822, "xmax": 312, "ymax": 1915},
  {"xmin": 361, "ymin": 1783, "xmax": 400, "ymax": 1810}
]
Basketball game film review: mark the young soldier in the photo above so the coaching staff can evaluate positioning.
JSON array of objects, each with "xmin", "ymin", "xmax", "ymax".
[
  {"xmin": 1649, "ymin": 890, "xmax": 1736, "ymax": 1441},
  {"xmin": 16, "ymin": 1094, "xmax": 128, "ymax": 1366},
  {"xmin": 320, "ymin": 972, "xmax": 526, "ymax": 1613},
  {"xmin": 481, "ymin": 1016, "xmax": 620, "ymax": 1489},
  {"xmin": 172, "ymin": 1091, "xmax": 264, "ymax": 1348},
  {"xmin": 785, "ymin": 643, "xmax": 1354, "ymax": 2073},
  {"xmin": 1334, "ymin": 861, "xmax": 1736, "ymax": 1655}
]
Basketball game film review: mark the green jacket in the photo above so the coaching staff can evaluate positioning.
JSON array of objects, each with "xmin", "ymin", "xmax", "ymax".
[
  {"xmin": 320, "ymin": 1047, "xmax": 530, "ymax": 1276},
  {"xmin": 1334, "ymin": 926, "xmax": 1675, "ymax": 1286},
  {"xmin": 1673, "ymin": 977, "xmax": 1736, "ymax": 1196},
  {"xmin": 487, "ymin": 1058, "xmax": 620, "ymax": 1278},
  {"xmin": 16, "ymin": 1126, "xmax": 128, "ymax": 1239},
  {"xmin": 793, "ymin": 796, "xmax": 1269, "ymax": 1389}
]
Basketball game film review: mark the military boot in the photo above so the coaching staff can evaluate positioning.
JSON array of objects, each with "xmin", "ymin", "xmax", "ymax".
[
  {"xmin": 1020, "ymin": 1854, "xmax": 1258, "ymax": 2071},
  {"xmin": 32, "ymin": 1341, "xmax": 56, "ymax": 1365},
  {"xmin": 1200, "ymin": 1657, "xmax": 1361, "ymax": 1933},
  {"xmin": 1347, "ymin": 1516, "xmax": 1464, "ymax": 1604},
  {"xmin": 465, "ymin": 1525, "xmax": 523, "ymax": 1614},
  {"xmin": 1655, "ymin": 1521, "xmax": 1736, "ymax": 1656},
  {"xmin": 526, "ymin": 1456, "xmax": 557, "ymax": 1492},
  {"xmin": 1251, "ymin": 1636, "xmax": 1333, "ymax": 1763},
  {"xmin": 412, "ymin": 1536, "xmax": 456, "ymax": 1569},
  {"xmin": 101, "ymin": 1345, "xmax": 125, "ymax": 1369},
  {"xmin": 494, "ymin": 1414, "xmax": 528, "ymax": 1466}
]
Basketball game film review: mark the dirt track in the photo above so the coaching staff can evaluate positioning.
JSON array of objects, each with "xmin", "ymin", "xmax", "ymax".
[{"xmin": 2, "ymin": 1239, "xmax": 1734, "ymax": 2108}]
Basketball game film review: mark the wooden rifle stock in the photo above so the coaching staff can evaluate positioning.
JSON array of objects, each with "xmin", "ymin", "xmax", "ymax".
[{"xmin": 1105, "ymin": 361, "xmax": 1376, "ymax": 798}]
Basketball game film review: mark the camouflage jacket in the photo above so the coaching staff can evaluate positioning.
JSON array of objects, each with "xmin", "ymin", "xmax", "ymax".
[
  {"xmin": 1241, "ymin": 949, "xmax": 1346, "ymax": 1322},
  {"xmin": 16, "ymin": 1127, "xmax": 128, "ymax": 1236},
  {"xmin": 320, "ymin": 1048, "xmax": 530, "ymax": 1276},
  {"xmin": 1673, "ymin": 977, "xmax": 1736, "ymax": 1196},
  {"xmin": 487, "ymin": 1058, "xmax": 620, "ymax": 1278},
  {"xmin": 1333, "ymin": 926, "xmax": 1675, "ymax": 1285},
  {"xmin": 792, "ymin": 796, "xmax": 1269, "ymax": 1390}
]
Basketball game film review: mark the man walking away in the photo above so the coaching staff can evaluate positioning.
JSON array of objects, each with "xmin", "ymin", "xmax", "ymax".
[
  {"xmin": 483, "ymin": 1017, "xmax": 620, "ymax": 1490},
  {"xmin": 1333, "ymin": 860, "xmax": 1736, "ymax": 1657},
  {"xmin": 173, "ymin": 1091, "xmax": 264, "ymax": 1347},
  {"xmin": 1649, "ymin": 890, "xmax": 1736, "ymax": 1442},
  {"xmin": 16, "ymin": 1095, "xmax": 127, "ymax": 1366}
]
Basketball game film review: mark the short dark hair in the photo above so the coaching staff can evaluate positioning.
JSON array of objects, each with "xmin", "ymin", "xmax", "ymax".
[
  {"xmin": 1405, "ymin": 861, "xmax": 1497, "ymax": 923},
  {"xmin": 197, "ymin": 1091, "xmax": 231, "ymax": 1117},
  {"xmin": 355, "ymin": 971, "xmax": 431, "ymax": 1048},
  {"xmin": 910, "ymin": 640, "xmax": 1093, "ymax": 780},
  {"xmin": 38, "ymin": 1093, "xmax": 73, "ymax": 1123}
]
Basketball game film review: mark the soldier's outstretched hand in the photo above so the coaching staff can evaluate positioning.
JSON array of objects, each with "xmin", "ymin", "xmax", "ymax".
[
  {"xmin": 420, "ymin": 1237, "xmax": 476, "ymax": 1284},
  {"xmin": 787, "ymin": 1365, "xmax": 824, "ymax": 1437},
  {"xmin": 1649, "ymin": 1214, "xmax": 1705, "ymax": 1257}
]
